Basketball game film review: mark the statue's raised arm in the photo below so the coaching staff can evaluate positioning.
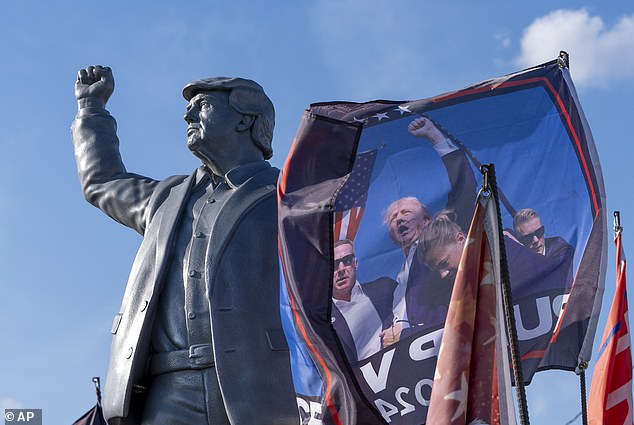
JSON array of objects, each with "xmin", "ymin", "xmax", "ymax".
[{"xmin": 71, "ymin": 65, "xmax": 160, "ymax": 235}]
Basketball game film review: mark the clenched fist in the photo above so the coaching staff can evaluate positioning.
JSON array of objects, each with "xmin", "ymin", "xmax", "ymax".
[
  {"xmin": 407, "ymin": 116, "xmax": 446, "ymax": 146},
  {"xmin": 75, "ymin": 65, "xmax": 115, "ymax": 106}
]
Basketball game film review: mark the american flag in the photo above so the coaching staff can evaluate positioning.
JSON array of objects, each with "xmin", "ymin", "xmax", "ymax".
[
  {"xmin": 588, "ymin": 227, "xmax": 633, "ymax": 425},
  {"xmin": 427, "ymin": 195, "xmax": 515, "ymax": 425},
  {"xmin": 333, "ymin": 149, "xmax": 377, "ymax": 242}
]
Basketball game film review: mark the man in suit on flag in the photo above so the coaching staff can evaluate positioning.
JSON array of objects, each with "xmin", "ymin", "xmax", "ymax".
[
  {"xmin": 331, "ymin": 239, "xmax": 397, "ymax": 361},
  {"xmin": 382, "ymin": 117, "xmax": 476, "ymax": 344}
]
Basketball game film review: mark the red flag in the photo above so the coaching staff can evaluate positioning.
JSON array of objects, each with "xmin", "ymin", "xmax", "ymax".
[
  {"xmin": 427, "ymin": 195, "xmax": 514, "ymax": 425},
  {"xmin": 588, "ymin": 227, "xmax": 633, "ymax": 425}
]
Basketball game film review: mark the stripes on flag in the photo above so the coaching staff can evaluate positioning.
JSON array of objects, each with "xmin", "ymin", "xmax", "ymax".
[
  {"xmin": 333, "ymin": 149, "xmax": 377, "ymax": 242},
  {"xmin": 588, "ymin": 227, "xmax": 632, "ymax": 425}
]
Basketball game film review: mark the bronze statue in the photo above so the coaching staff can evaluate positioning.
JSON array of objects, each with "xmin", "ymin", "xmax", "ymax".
[{"xmin": 72, "ymin": 65, "xmax": 298, "ymax": 425}]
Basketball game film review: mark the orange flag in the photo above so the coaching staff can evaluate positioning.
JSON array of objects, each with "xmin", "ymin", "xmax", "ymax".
[
  {"xmin": 427, "ymin": 194, "xmax": 515, "ymax": 425},
  {"xmin": 588, "ymin": 225, "xmax": 633, "ymax": 424}
]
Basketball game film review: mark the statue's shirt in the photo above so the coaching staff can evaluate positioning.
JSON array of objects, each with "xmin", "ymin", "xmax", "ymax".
[{"xmin": 150, "ymin": 161, "xmax": 271, "ymax": 354}]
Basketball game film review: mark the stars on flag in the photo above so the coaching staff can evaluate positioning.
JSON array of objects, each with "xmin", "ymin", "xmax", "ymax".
[
  {"xmin": 395, "ymin": 105, "xmax": 412, "ymax": 115},
  {"xmin": 444, "ymin": 373, "xmax": 468, "ymax": 421},
  {"xmin": 372, "ymin": 112, "xmax": 390, "ymax": 121},
  {"xmin": 352, "ymin": 103, "xmax": 413, "ymax": 125}
]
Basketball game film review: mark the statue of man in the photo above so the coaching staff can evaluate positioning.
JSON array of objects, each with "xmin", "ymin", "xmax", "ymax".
[{"xmin": 72, "ymin": 65, "xmax": 298, "ymax": 425}]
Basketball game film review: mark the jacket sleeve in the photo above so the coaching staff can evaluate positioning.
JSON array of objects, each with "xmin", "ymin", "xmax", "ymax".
[
  {"xmin": 71, "ymin": 106, "xmax": 159, "ymax": 235},
  {"xmin": 440, "ymin": 149, "xmax": 477, "ymax": 231}
]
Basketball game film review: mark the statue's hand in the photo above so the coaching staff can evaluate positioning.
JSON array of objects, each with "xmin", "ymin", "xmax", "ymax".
[{"xmin": 75, "ymin": 65, "xmax": 114, "ymax": 105}]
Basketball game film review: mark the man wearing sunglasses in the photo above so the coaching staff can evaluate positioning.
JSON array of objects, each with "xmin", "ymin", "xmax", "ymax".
[
  {"xmin": 331, "ymin": 239, "xmax": 397, "ymax": 362},
  {"xmin": 513, "ymin": 208, "xmax": 573, "ymax": 262},
  {"xmin": 504, "ymin": 210, "xmax": 576, "ymax": 378}
]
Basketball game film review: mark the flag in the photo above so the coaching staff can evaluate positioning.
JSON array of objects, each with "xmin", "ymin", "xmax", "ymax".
[
  {"xmin": 72, "ymin": 405, "xmax": 107, "ymax": 425},
  {"xmin": 588, "ymin": 227, "xmax": 633, "ymax": 424},
  {"xmin": 278, "ymin": 56, "xmax": 606, "ymax": 424},
  {"xmin": 427, "ymin": 193, "xmax": 515, "ymax": 425},
  {"xmin": 333, "ymin": 149, "xmax": 377, "ymax": 241},
  {"xmin": 71, "ymin": 377, "xmax": 107, "ymax": 425}
]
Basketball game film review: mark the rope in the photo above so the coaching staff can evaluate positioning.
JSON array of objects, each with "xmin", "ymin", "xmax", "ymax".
[{"xmin": 564, "ymin": 412, "xmax": 582, "ymax": 425}]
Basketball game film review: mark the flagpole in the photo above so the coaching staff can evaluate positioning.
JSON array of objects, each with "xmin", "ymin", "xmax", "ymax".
[
  {"xmin": 92, "ymin": 377, "xmax": 102, "ymax": 405},
  {"xmin": 578, "ymin": 363, "xmax": 588, "ymax": 425},
  {"xmin": 481, "ymin": 164, "xmax": 530, "ymax": 425},
  {"xmin": 614, "ymin": 210, "xmax": 622, "ymax": 234},
  {"xmin": 579, "ymin": 184, "xmax": 611, "ymax": 425}
]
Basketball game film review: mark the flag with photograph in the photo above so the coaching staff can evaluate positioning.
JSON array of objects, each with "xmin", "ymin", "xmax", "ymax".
[
  {"xmin": 588, "ymin": 225, "xmax": 632, "ymax": 425},
  {"xmin": 279, "ymin": 55, "xmax": 606, "ymax": 424},
  {"xmin": 427, "ymin": 193, "xmax": 515, "ymax": 425}
]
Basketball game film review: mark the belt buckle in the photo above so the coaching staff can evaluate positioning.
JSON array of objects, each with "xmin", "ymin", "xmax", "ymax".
[{"xmin": 189, "ymin": 344, "xmax": 214, "ymax": 368}]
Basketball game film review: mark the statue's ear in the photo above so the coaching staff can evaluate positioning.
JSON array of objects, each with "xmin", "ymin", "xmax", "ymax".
[{"xmin": 236, "ymin": 114, "xmax": 255, "ymax": 132}]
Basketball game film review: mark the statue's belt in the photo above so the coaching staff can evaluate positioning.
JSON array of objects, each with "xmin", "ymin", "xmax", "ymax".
[{"xmin": 149, "ymin": 344, "xmax": 214, "ymax": 376}]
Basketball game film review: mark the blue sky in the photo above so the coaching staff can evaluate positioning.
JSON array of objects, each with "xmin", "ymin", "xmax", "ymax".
[{"xmin": 1, "ymin": 1, "xmax": 633, "ymax": 424}]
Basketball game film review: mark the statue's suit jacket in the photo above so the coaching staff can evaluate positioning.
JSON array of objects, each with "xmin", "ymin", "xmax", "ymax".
[{"xmin": 72, "ymin": 106, "xmax": 298, "ymax": 425}]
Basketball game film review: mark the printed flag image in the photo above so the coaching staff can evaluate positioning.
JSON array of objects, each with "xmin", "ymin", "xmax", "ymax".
[
  {"xmin": 278, "ymin": 57, "xmax": 607, "ymax": 424},
  {"xmin": 588, "ymin": 220, "xmax": 632, "ymax": 425},
  {"xmin": 426, "ymin": 190, "xmax": 515, "ymax": 425},
  {"xmin": 334, "ymin": 149, "xmax": 378, "ymax": 242}
]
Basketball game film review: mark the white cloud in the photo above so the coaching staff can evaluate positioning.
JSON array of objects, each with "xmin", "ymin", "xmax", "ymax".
[{"xmin": 515, "ymin": 9, "xmax": 634, "ymax": 87}]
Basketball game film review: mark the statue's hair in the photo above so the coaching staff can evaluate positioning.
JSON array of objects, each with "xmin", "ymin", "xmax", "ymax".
[
  {"xmin": 513, "ymin": 208, "xmax": 540, "ymax": 232},
  {"xmin": 382, "ymin": 197, "xmax": 430, "ymax": 226},
  {"xmin": 227, "ymin": 87, "xmax": 274, "ymax": 159},
  {"xmin": 183, "ymin": 77, "xmax": 275, "ymax": 159},
  {"xmin": 417, "ymin": 209, "xmax": 462, "ymax": 264}
]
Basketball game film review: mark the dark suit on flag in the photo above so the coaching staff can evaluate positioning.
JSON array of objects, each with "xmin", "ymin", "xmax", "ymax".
[
  {"xmin": 332, "ymin": 277, "xmax": 397, "ymax": 362},
  {"xmin": 504, "ymin": 235, "xmax": 576, "ymax": 382},
  {"xmin": 545, "ymin": 236, "xmax": 575, "ymax": 289},
  {"xmin": 506, "ymin": 235, "xmax": 575, "ymax": 296},
  {"xmin": 401, "ymin": 148, "xmax": 476, "ymax": 330},
  {"xmin": 404, "ymin": 260, "xmax": 454, "ymax": 331},
  {"xmin": 72, "ymin": 108, "xmax": 297, "ymax": 424}
]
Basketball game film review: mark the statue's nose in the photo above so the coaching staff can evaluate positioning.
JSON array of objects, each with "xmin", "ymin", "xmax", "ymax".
[{"xmin": 184, "ymin": 107, "xmax": 197, "ymax": 123}]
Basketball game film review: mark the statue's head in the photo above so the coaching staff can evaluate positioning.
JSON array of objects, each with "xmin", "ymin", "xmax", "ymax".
[{"xmin": 183, "ymin": 77, "xmax": 275, "ymax": 160}]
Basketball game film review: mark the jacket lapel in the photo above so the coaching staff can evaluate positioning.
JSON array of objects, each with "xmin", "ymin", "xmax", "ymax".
[
  {"xmin": 205, "ymin": 167, "xmax": 279, "ymax": 296},
  {"xmin": 153, "ymin": 172, "xmax": 196, "ymax": 282}
]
